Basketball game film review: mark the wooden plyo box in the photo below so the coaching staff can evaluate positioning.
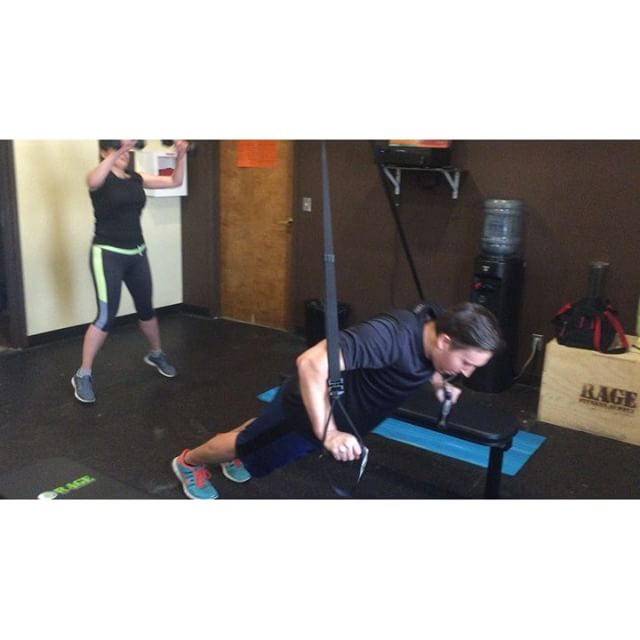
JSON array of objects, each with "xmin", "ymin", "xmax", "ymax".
[{"xmin": 539, "ymin": 337, "xmax": 640, "ymax": 445}]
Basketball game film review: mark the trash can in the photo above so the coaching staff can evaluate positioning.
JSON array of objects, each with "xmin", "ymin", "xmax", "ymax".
[{"xmin": 304, "ymin": 299, "xmax": 351, "ymax": 347}]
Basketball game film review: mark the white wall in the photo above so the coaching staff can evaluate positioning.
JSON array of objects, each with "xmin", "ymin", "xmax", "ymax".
[{"xmin": 13, "ymin": 140, "xmax": 183, "ymax": 336}]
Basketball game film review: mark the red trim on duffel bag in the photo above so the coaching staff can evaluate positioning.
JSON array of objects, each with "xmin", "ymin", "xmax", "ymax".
[
  {"xmin": 594, "ymin": 316, "xmax": 602, "ymax": 351},
  {"xmin": 556, "ymin": 303, "xmax": 573, "ymax": 316}
]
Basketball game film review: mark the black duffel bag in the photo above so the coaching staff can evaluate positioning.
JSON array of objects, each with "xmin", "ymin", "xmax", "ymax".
[{"xmin": 552, "ymin": 297, "xmax": 629, "ymax": 354}]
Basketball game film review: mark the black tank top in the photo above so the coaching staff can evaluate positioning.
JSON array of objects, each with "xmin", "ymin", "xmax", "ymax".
[{"xmin": 90, "ymin": 170, "xmax": 147, "ymax": 248}]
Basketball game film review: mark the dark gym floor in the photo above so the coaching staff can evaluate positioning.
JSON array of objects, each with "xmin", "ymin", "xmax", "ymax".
[{"xmin": 1, "ymin": 311, "xmax": 639, "ymax": 500}]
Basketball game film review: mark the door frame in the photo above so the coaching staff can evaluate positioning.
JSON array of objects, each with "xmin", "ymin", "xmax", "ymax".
[{"xmin": 0, "ymin": 140, "xmax": 28, "ymax": 348}]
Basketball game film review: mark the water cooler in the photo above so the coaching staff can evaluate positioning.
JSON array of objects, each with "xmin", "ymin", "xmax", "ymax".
[{"xmin": 465, "ymin": 199, "xmax": 526, "ymax": 393}]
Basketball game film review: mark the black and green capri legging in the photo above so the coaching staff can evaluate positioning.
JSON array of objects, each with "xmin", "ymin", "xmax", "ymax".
[{"xmin": 90, "ymin": 244, "xmax": 155, "ymax": 332}]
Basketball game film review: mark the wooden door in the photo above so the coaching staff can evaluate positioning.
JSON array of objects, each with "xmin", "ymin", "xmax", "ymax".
[{"xmin": 219, "ymin": 141, "xmax": 293, "ymax": 329}]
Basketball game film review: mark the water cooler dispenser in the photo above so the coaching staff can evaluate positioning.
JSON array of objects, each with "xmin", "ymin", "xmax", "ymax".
[{"xmin": 465, "ymin": 199, "xmax": 526, "ymax": 393}]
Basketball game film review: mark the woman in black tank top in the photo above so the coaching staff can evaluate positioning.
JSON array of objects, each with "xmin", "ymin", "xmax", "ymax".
[{"xmin": 71, "ymin": 140, "xmax": 188, "ymax": 404}]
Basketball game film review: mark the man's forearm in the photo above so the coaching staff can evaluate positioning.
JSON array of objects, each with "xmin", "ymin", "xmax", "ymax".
[{"xmin": 296, "ymin": 341, "xmax": 337, "ymax": 442}]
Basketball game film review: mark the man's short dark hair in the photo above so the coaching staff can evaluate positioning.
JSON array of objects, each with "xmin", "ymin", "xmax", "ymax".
[{"xmin": 435, "ymin": 302, "xmax": 504, "ymax": 352}]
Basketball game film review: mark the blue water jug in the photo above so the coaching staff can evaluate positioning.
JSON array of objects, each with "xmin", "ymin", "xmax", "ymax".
[{"xmin": 481, "ymin": 199, "xmax": 524, "ymax": 257}]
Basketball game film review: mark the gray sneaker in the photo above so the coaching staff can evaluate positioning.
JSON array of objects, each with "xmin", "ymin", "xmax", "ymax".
[
  {"xmin": 71, "ymin": 374, "xmax": 96, "ymax": 403},
  {"xmin": 144, "ymin": 352, "xmax": 177, "ymax": 378}
]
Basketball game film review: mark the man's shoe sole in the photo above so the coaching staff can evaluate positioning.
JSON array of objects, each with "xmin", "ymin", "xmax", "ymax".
[
  {"xmin": 71, "ymin": 376, "xmax": 96, "ymax": 404},
  {"xmin": 144, "ymin": 355, "xmax": 177, "ymax": 378},
  {"xmin": 171, "ymin": 458, "xmax": 218, "ymax": 500}
]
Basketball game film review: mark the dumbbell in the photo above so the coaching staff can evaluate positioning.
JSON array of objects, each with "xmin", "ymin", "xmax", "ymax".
[
  {"xmin": 100, "ymin": 140, "xmax": 146, "ymax": 150},
  {"xmin": 161, "ymin": 140, "xmax": 197, "ymax": 154}
]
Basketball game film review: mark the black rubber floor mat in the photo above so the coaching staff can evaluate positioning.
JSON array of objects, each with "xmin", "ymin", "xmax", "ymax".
[{"xmin": 0, "ymin": 457, "xmax": 152, "ymax": 499}]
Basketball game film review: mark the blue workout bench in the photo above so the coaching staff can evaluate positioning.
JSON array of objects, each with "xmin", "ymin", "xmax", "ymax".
[{"xmin": 392, "ymin": 389, "xmax": 520, "ymax": 498}]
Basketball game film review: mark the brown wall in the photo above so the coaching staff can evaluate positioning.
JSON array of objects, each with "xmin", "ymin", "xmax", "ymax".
[
  {"xmin": 293, "ymin": 141, "xmax": 640, "ymax": 378},
  {"xmin": 181, "ymin": 141, "xmax": 220, "ymax": 316}
]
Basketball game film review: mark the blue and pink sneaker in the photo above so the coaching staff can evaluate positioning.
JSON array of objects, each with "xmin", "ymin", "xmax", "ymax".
[
  {"xmin": 221, "ymin": 458, "xmax": 252, "ymax": 483},
  {"xmin": 172, "ymin": 450, "xmax": 219, "ymax": 500}
]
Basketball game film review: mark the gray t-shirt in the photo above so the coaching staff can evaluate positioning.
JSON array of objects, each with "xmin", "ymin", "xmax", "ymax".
[{"xmin": 282, "ymin": 304, "xmax": 440, "ymax": 435}]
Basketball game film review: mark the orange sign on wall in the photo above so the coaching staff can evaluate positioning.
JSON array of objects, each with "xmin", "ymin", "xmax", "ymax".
[
  {"xmin": 236, "ymin": 141, "xmax": 279, "ymax": 168},
  {"xmin": 389, "ymin": 140, "xmax": 451, "ymax": 148}
]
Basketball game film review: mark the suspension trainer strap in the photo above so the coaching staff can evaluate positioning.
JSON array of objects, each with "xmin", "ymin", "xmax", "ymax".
[
  {"xmin": 319, "ymin": 143, "xmax": 369, "ymax": 496},
  {"xmin": 320, "ymin": 141, "xmax": 344, "ymax": 399}
]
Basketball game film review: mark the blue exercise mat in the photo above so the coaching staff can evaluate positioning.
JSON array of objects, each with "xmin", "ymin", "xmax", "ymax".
[
  {"xmin": 257, "ymin": 387, "xmax": 545, "ymax": 475},
  {"xmin": 257, "ymin": 387, "xmax": 281, "ymax": 403}
]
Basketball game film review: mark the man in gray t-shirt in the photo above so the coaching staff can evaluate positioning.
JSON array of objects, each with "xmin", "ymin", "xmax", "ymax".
[{"xmin": 171, "ymin": 301, "xmax": 503, "ymax": 499}]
